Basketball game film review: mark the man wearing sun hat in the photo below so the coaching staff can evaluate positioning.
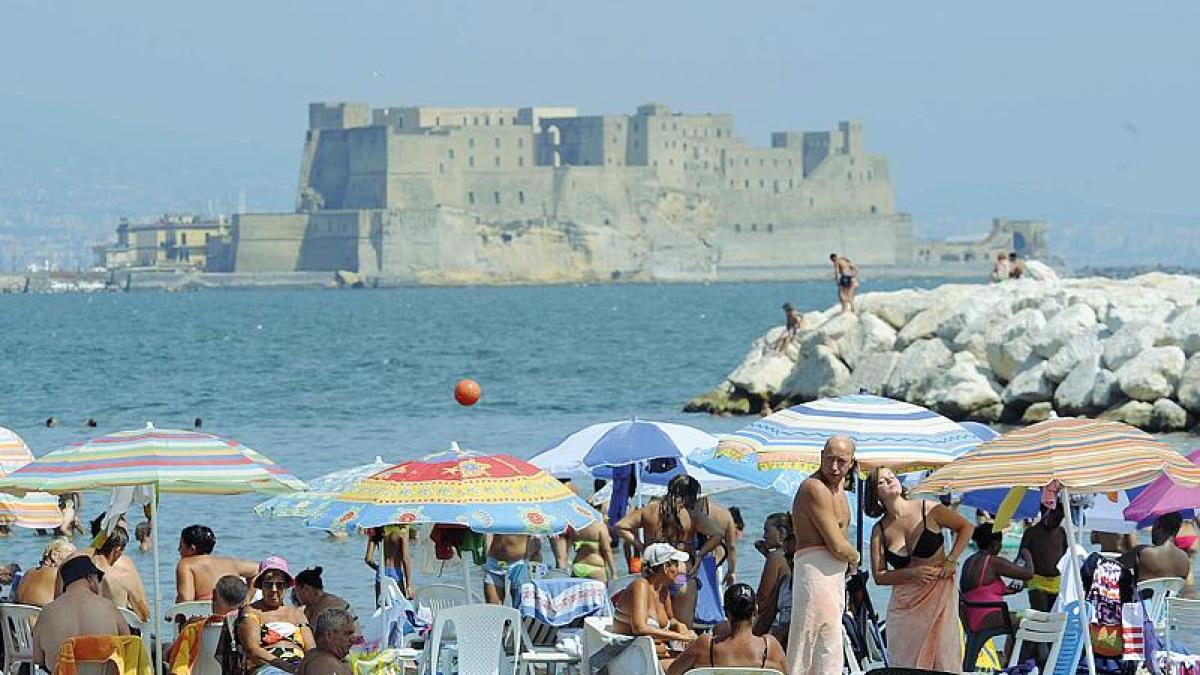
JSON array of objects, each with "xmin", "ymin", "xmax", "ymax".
[{"xmin": 32, "ymin": 556, "xmax": 130, "ymax": 672}]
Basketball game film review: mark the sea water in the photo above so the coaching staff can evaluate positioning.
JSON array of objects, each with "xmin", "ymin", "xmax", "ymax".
[{"xmin": 0, "ymin": 280, "xmax": 1190, "ymax": 616}]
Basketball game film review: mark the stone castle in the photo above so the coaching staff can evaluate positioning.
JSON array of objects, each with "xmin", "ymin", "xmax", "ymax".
[{"xmin": 215, "ymin": 101, "xmax": 1042, "ymax": 284}]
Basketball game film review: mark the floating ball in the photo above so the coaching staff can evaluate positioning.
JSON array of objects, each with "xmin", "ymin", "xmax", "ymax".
[{"xmin": 454, "ymin": 379, "xmax": 481, "ymax": 406}]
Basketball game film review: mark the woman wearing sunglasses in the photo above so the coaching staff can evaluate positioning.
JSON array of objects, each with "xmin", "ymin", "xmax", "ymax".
[{"xmin": 237, "ymin": 557, "xmax": 314, "ymax": 675}]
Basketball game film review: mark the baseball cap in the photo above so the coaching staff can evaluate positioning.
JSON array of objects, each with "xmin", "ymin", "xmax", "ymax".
[
  {"xmin": 642, "ymin": 543, "xmax": 689, "ymax": 568},
  {"xmin": 61, "ymin": 556, "xmax": 104, "ymax": 587}
]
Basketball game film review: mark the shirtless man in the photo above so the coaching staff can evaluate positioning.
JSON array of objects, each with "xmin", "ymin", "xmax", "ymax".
[
  {"xmin": 175, "ymin": 524, "xmax": 257, "ymax": 602},
  {"xmin": 17, "ymin": 538, "xmax": 75, "ymax": 607},
  {"xmin": 92, "ymin": 526, "xmax": 151, "ymax": 621},
  {"xmin": 365, "ymin": 525, "xmax": 414, "ymax": 600},
  {"xmin": 787, "ymin": 435, "xmax": 860, "ymax": 675},
  {"xmin": 1008, "ymin": 252, "xmax": 1025, "ymax": 279},
  {"xmin": 829, "ymin": 253, "xmax": 859, "ymax": 313},
  {"xmin": 297, "ymin": 607, "xmax": 356, "ymax": 675},
  {"xmin": 774, "ymin": 303, "xmax": 805, "ymax": 352},
  {"xmin": 990, "ymin": 253, "xmax": 1010, "ymax": 283},
  {"xmin": 1019, "ymin": 502, "xmax": 1068, "ymax": 611},
  {"xmin": 32, "ymin": 556, "xmax": 130, "ymax": 673},
  {"xmin": 1123, "ymin": 513, "xmax": 1191, "ymax": 582},
  {"xmin": 483, "ymin": 534, "xmax": 541, "ymax": 605},
  {"xmin": 616, "ymin": 476, "xmax": 725, "ymax": 628}
]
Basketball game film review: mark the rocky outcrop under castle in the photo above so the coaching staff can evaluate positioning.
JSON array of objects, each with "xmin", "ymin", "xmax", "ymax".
[{"xmin": 686, "ymin": 273, "xmax": 1200, "ymax": 431}]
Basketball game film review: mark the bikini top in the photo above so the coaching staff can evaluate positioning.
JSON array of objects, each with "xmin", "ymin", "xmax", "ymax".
[{"xmin": 884, "ymin": 501, "xmax": 945, "ymax": 570}]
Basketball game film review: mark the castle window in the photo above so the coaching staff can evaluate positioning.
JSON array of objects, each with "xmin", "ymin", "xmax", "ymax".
[
  {"xmin": 474, "ymin": 117, "xmax": 479, "ymax": 125},
  {"xmin": 669, "ymin": 158, "xmax": 674, "ymax": 165},
  {"xmin": 661, "ymin": 123, "xmax": 666, "ymax": 131},
  {"xmin": 494, "ymin": 137, "xmax": 501, "ymax": 148},
  {"xmin": 751, "ymin": 223, "xmax": 758, "ymax": 232},
  {"xmin": 744, "ymin": 179, "xmax": 750, "ymax": 188},
  {"xmin": 682, "ymin": 143, "xmax": 687, "ymax": 150},
  {"xmin": 633, "ymin": 121, "xmax": 639, "ymax": 131},
  {"xmin": 519, "ymin": 191, "xmax": 525, "ymax": 204},
  {"xmin": 494, "ymin": 191, "xmax": 501, "ymax": 204},
  {"xmin": 462, "ymin": 116, "xmax": 467, "ymax": 125},
  {"xmin": 743, "ymin": 158, "xmax": 749, "ymax": 167},
  {"xmin": 664, "ymin": 142, "xmax": 669, "ymax": 149},
  {"xmin": 494, "ymin": 157, "xmax": 501, "ymax": 167},
  {"xmin": 871, "ymin": 205, "xmax": 877, "ymax": 213},
  {"xmin": 448, "ymin": 149, "xmax": 455, "ymax": 159},
  {"xmin": 518, "ymin": 156, "xmax": 525, "ymax": 167},
  {"xmin": 517, "ymin": 138, "xmax": 524, "ymax": 148},
  {"xmin": 607, "ymin": 158, "xmax": 612, "ymax": 165},
  {"xmin": 499, "ymin": 117, "xmax": 504, "ymax": 126},
  {"xmin": 730, "ymin": 180, "xmax": 735, "ymax": 187},
  {"xmin": 468, "ymin": 138, "xmax": 475, "ymax": 148},
  {"xmin": 469, "ymin": 157, "xmax": 475, "ymax": 167},
  {"xmin": 653, "ymin": 161, "xmax": 658, "ymax": 167},
  {"xmin": 767, "ymin": 223, "xmax": 774, "ymax": 233},
  {"xmin": 759, "ymin": 179, "xmax": 765, "ymax": 188},
  {"xmin": 468, "ymin": 192, "xmax": 475, "ymax": 205},
  {"xmin": 789, "ymin": 179, "xmax": 794, "ymax": 189},
  {"xmin": 773, "ymin": 180, "xmax": 779, "ymax": 193},
  {"xmin": 672, "ymin": 123, "xmax": 677, "ymax": 130},
  {"xmin": 809, "ymin": 197, "xmax": 814, "ymax": 206},
  {"xmin": 435, "ymin": 116, "xmax": 440, "ymax": 125},
  {"xmin": 734, "ymin": 224, "xmax": 741, "ymax": 232},
  {"xmin": 439, "ymin": 163, "xmax": 445, "ymax": 174}
]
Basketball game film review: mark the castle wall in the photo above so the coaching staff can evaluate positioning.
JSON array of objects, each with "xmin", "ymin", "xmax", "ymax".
[{"xmin": 232, "ymin": 213, "xmax": 309, "ymax": 272}]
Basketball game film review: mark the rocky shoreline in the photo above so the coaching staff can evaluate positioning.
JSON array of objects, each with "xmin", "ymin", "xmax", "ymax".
[{"xmin": 686, "ymin": 273, "xmax": 1200, "ymax": 432}]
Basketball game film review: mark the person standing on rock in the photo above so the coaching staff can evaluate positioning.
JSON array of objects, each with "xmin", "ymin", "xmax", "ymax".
[
  {"xmin": 830, "ymin": 253, "xmax": 858, "ymax": 313},
  {"xmin": 1008, "ymin": 252, "xmax": 1025, "ymax": 279},
  {"xmin": 774, "ymin": 303, "xmax": 805, "ymax": 352},
  {"xmin": 787, "ymin": 435, "xmax": 860, "ymax": 675}
]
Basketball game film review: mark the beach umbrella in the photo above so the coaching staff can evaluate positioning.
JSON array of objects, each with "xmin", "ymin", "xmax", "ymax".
[
  {"xmin": 1123, "ymin": 449, "xmax": 1200, "ymax": 526},
  {"xmin": 686, "ymin": 440, "xmax": 804, "ymax": 496},
  {"xmin": 529, "ymin": 419, "xmax": 743, "ymax": 492},
  {"xmin": 713, "ymin": 394, "xmax": 979, "ymax": 474},
  {"xmin": 254, "ymin": 456, "xmax": 391, "ymax": 523},
  {"xmin": 0, "ymin": 423, "xmax": 306, "ymax": 675},
  {"xmin": 304, "ymin": 444, "xmax": 601, "ymax": 535},
  {"xmin": 912, "ymin": 418, "xmax": 1200, "ymax": 675},
  {"xmin": 0, "ymin": 426, "xmax": 63, "ymax": 530}
]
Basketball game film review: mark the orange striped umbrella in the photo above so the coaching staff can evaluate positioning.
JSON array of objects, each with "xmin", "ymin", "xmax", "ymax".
[
  {"xmin": 0, "ymin": 426, "xmax": 63, "ymax": 529},
  {"xmin": 914, "ymin": 418, "xmax": 1200, "ymax": 495}
]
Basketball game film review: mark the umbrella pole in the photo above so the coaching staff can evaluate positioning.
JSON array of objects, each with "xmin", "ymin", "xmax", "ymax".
[
  {"xmin": 1061, "ymin": 488, "xmax": 1096, "ymax": 675},
  {"xmin": 150, "ymin": 483, "xmax": 162, "ymax": 675}
]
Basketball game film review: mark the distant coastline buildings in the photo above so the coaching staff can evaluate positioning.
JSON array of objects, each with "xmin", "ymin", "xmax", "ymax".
[{"xmin": 94, "ymin": 101, "xmax": 1048, "ymax": 284}]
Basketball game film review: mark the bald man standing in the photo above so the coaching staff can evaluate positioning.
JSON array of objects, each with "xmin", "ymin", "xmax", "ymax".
[{"xmin": 788, "ymin": 435, "xmax": 860, "ymax": 675}]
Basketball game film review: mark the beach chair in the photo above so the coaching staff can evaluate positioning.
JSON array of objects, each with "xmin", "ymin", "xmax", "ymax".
[
  {"xmin": 189, "ymin": 623, "xmax": 224, "ymax": 675},
  {"xmin": 1137, "ymin": 576, "xmax": 1186, "ymax": 635},
  {"xmin": 517, "ymin": 616, "xmax": 578, "ymax": 675},
  {"xmin": 687, "ymin": 669, "xmax": 784, "ymax": 675},
  {"xmin": 118, "ymin": 607, "xmax": 151, "ymax": 637},
  {"xmin": 0, "ymin": 602, "xmax": 40, "ymax": 675},
  {"xmin": 686, "ymin": 662, "xmax": 787, "ymax": 667},
  {"xmin": 414, "ymin": 583, "xmax": 470, "ymax": 615},
  {"xmin": 580, "ymin": 616, "xmax": 662, "ymax": 675},
  {"xmin": 163, "ymin": 600, "xmax": 212, "ymax": 635},
  {"xmin": 423, "ymin": 604, "xmax": 520, "ymax": 675},
  {"xmin": 1007, "ymin": 608, "xmax": 1068, "ymax": 674},
  {"xmin": 959, "ymin": 598, "xmax": 1016, "ymax": 672},
  {"xmin": 1164, "ymin": 597, "xmax": 1200, "ymax": 660}
]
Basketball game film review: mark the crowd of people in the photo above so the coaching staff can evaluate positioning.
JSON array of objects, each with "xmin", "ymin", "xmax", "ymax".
[{"xmin": 4, "ymin": 436, "xmax": 1197, "ymax": 674}]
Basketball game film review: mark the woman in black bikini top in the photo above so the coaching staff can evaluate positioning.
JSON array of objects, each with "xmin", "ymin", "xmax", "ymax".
[{"xmin": 665, "ymin": 583, "xmax": 788, "ymax": 675}]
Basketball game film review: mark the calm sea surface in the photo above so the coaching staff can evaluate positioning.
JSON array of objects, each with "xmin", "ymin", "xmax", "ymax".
[{"xmin": 1, "ymin": 280, "xmax": 1193, "ymax": 615}]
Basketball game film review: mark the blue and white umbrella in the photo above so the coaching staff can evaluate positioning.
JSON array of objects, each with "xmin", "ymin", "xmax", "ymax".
[
  {"xmin": 687, "ymin": 441, "xmax": 804, "ymax": 496},
  {"xmin": 254, "ymin": 456, "xmax": 391, "ymax": 521},
  {"xmin": 528, "ymin": 419, "xmax": 743, "ymax": 492}
]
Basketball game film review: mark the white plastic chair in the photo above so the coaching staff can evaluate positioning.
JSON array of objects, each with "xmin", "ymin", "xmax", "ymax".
[
  {"xmin": 686, "ymin": 662, "xmax": 787, "ymax": 667},
  {"xmin": 1165, "ymin": 597, "xmax": 1200, "ymax": 657},
  {"xmin": 1138, "ymin": 576, "xmax": 1186, "ymax": 633},
  {"xmin": 414, "ymin": 583, "xmax": 470, "ymax": 616},
  {"xmin": 423, "ymin": 603, "xmax": 520, "ymax": 675},
  {"xmin": 0, "ymin": 603, "xmax": 40, "ymax": 675},
  {"xmin": 1008, "ymin": 609, "xmax": 1067, "ymax": 671},
  {"xmin": 191, "ymin": 623, "xmax": 224, "ymax": 675},
  {"xmin": 580, "ymin": 615, "xmax": 663, "ymax": 675},
  {"xmin": 164, "ymin": 600, "xmax": 212, "ymax": 634},
  {"xmin": 118, "ymin": 606, "xmax": 151, "ymax": 636},
  {"xmin": 687, "ymin": 669, "xmax": 785, "ymax": 675},
  {"xmin": 518, "ymin": 616, "xmax": 577, "ymax": 675}
]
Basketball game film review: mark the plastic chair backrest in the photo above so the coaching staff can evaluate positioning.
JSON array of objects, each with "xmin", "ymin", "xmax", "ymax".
[
  {"xmin": 579, "ymin": 615, "xmax": 662, "ymax": 675},
  {"xmin": 413, "ymin": 583, "xmax": 469, "ymax": 616},
  {"xmin": 164, "ymin": 601, "xmax": 212, "ymax": 636},
  {"xmin": 0, "ymin": 603, "xmax": 40, "ymax": 674},
  {"xmin": 1138, "ymin": 577, "xmax": 1186, "ymax": 625},
  {"xmin": 687, "ymin": 669, "xmax": 785, "ymax": 675},
  {"xmin": 1165, "ymin": 597, "xmax": 1200, "ymax": 652},
  {"xmin": 1008, "ymin": 608, "xmax": 1068, "ymax": 673},
  {"xmin": 425, "ymin": 604, "xmax": 519, "ymax": 675},
  {"xmin": 686, "ymin": 662, "xmax": 787, "ymax": 667},
  {"xmin": 117, "ymin": 607, "xmax": 149, "ymax": 636},
  {"xmin": 191, "ymin": 624, "xmax": 223, "ymax": 675}
]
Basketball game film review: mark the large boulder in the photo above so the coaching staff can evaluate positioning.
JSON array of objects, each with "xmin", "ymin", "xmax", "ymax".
[
  {"xmin": 1044, "ymin": 330, "xmax": 1102, "ymax": 383},
  {"xmin": 780, "ymin": 344, "xmax": 850, "ymax": 400},
  {"xmin": 1177, "ymin": 353, "xmax": 1200, "ymax": 413},
  {"xmin": 837, "ymin": 313, "xmax": 897, "ymax": 370},
  {"xmin": 1151, "ymin": 398, "xmax": 1190, "ymax": 432},
  {"xmin": 921, "ymin": 352, "xmax": 1002, "ymax": 417},
  {"xmin": 1032, "ymin": 304, "xmax": 1097, "ymax": 359},
  {"xmin": 1115, "ymin": 346, "xmax": 1186, "ymax": 402},
  {"xmin": 1090, "ymin": 369, "xmax": 1121, "ymax": 410},
  {"xmin": 1054, "ymin": 353, "xmax": 1101, "ymax": 415},
  {"xmin": 985, "ymin": 309, "xmax": 1047, "ymax": 383},
  {"xmin": 885, "ymin": 339, "xmax": 953, "ymax": 402},
  {"xmin": 1065, "ymin": 288, "xmax": 1111, "ymax": 323},
  {"xmin": 1107, "ymin": 295, "xmax": 1176, "ymax": 331},
  {"xmin": 857, "ymin": 289, "xmax": 935, "ymax": 330},
  {"xmin": 1002, "ymin": 361, "xmax": 1054, "ymax": 404},
  {"xmin": 1162, "ymin": 305, "xmax": 1200, "ymax": 356},
  {"xmin": 847, "ymin": 352, "xmax": 900, "ymax": 397},
  {"xmin": 728, "ymin": 348, "xmax": 797, "ymax": 396},
  {"xmin": 896, "ymin": 305, "xmax": 952, "ymax": 350},
  {"xmin": 1102, "ymin": 321, "xmax": 1163, "ymax": 371},
  {"xmin": 1100, "ymin": 400, "xmax": 1154, "ymax": 428},
  {"xmin": 1021, "ymin": 402, "xmax": 1057, "ymax": 424},
  {"xmin": 937, "ymin": 295, "xmax": 1008, "ymax": 342}
]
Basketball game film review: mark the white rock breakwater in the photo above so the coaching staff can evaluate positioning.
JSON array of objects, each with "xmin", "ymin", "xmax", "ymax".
[{"xmin": 686, "ymin": 273, "xmax": 1200, "ymax": 431}]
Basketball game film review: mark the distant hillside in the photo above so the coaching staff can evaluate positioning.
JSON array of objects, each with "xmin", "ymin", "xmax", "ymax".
[{"xmin": 902, "ymin": 183, "xmax": 1200, "ymax": 269}]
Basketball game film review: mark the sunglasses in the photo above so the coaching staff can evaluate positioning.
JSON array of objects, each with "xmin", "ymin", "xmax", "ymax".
[{"xmin": 261, "ymin": 580, "xmax": 289, "ymax": 590}]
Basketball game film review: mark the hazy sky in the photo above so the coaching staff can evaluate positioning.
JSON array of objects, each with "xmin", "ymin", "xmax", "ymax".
[{"xmin": 4, "ymin": 1, "xmax": 1198, "ymax": 219}]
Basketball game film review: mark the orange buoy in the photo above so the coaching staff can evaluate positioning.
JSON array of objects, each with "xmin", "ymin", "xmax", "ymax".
[{"xmin": 454, "ymin": 379, "xmax": 481, "ymax": 406}]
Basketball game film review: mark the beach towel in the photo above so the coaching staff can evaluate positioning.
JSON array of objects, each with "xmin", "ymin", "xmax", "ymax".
[
  {"xmin": 887, "ymin": 573, "xmax": 962, "ymax": 671},
  {"xmin": 786, "ymin": 546, "xmax": 847, "ymax": 675},
  {"xmin": 693, "ymin": 550, "xmax": 724, "ymax": 626},
  {"xmin": 518, "ymin": 578, "xmax": 610, "ymax": 626},
  {"xmin": 56, "ymin": 635, "xmax": 152, "ymax": 675}
]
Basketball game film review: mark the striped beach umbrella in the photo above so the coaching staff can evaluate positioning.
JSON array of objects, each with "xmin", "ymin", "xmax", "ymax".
[
  {"xmin": 0, "ymin": 426, "xmax": 63, "ymax": 530},
  {"xmin": 305, "ymin": 445, "xmax": 601, "ymax": 535},
  {"xmin": 710, "ymin": 394, "xmax": 979, "ymax": 475},
  {"xmin": 255, "ymin": 456, "xmax": 390, "ymax": 520},
  {"xmin": 912, "ymin": 418, "xmax": 1200, "ymax": 495},
  {"xmin": 0, "ymin": 423, "xmax": 306, "ymax": 495}
]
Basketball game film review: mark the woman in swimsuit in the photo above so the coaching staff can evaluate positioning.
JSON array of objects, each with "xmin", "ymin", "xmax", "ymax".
[
  {"xmin": 867, "ymin": 467, "xmax": 973, "ymax": 671},
  {"xmin": 960, "ymin": 524, "xmax": 1033, "ymax": 659},
  {"xmin": 612, "ymin": 543, "xmax": 697, "ymax": 669},
  {"xmin": 293, "ymin": 566, "xmax": 352, "ymax": 628},
  {"xmin": 751, "ymin": 512, "xmax": 794, "ymax": 648},
  {"xmin": 566, "ymin": 519, "xmax": 616, "ymax": 581},
  {"xmin": 237, "ymin": 557, "xmax": 314, "ymax": 675},
  {"xmin": 1175, "ymin": 516, "xmax": 1199, "ymax": 597},
  {"xmin": 667, "ymin": 583, "xmax": 787, "ymax": 675}
]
